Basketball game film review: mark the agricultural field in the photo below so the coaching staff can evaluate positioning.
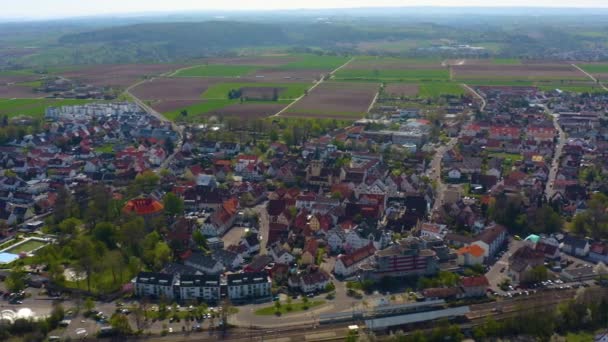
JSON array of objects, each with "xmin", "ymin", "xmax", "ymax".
[
  {"xmin": 163, "ymin": 99, "xmax": 291, "ymax": 121},
  {"xmin": 0, "ymin": 71, "xmax": 44, "ymax": 98},
  {"xmin": 452, "ymin": 63, "xmax": 588, "ymax": 82},
  {"xmin": 334, "ymin": 57, "xmax": 447, "ymax": 81},
  {"xmin": 579, "ymin": 63, "xmax": 608, "ymax": 81},
  {"xmin": 418, "ymin": 82, "xmax": 465, "ymax": 98},
  {"xmin": 202, "ymin": 82, "xmax": 309, "ymax": 100},
  {"xmin": 334, "ymin": 68, "xmax": 449, "ymax": 81},
  {"xmin": 197, "ymin": 55, "xmax": 298, "ymax": 67},
  {"xmin": 278, "ymin": 55, "xmax": 349, "ymax": 70},
  {"xmin": 0, "ymin": 98, "xmax": 96, "ymax": 118},
  {"xmin": 163, "ymin": 99, "xmax": 236, "ymax": 121},
  {"xmin": 173, "ymin": 64, "xmax": 258, "ymax": 77},
  {"xmin": 131, "ymin": 77, "xmax": 223, "ymax": 101},
  {"xmin": 54, "ymin": 63, "xmax": 187, "ymax": 88},
  {"xmin": 382, "ymin": 82, "xmax": 464, "ymax": 98},
  {"xmin": 284, "ymin": 81, "xmax": 379, "ymax": 119},
  {"xmin": 383, "ymin": 83, "xmax": 419, "ymax": 97}
]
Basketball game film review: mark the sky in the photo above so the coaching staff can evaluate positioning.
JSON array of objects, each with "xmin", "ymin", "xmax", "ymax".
[{"xmin": 4, "ymin": 0, "xmax": 608, "ymax": 19}]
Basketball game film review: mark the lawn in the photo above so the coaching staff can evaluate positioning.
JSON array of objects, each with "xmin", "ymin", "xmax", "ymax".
[
  {"xmin": 173, "ymin": 64, "xmax": 258, "ymax": 77},
  {"xmin": 94, "ymin": 144, "xmax": 115, "ymax": 153},
  {"xmin": 201, "ymin": 82, "xmax": 310, "ymax": 100},
  {"xmin": 4, "ymin": 239, "xmax": 47, "ymax": 254},
  {"xmin": 0, "ymin": 98, "xmax": 97, "ymax": 118},
  {"xmin": 280, "ymin": 55, "xmax": 349, "ymax": 70},
  {"xmin": 254, "ymin": 300, "xmax": 325, "ymax": 316},
  {"xmin": 418, "ymin": 82, "xmax": 465, "ymax": 98},
  {"xmin": 489, "ymin": 152, "xmax": 524, "ymax": 163},
  {"xmin": 565, "ymin": 332, "xmax": 593, "ymax": 342},
  {"xmin": 334, "ymin": 68, "xmax": 449, "ymax": 81}
]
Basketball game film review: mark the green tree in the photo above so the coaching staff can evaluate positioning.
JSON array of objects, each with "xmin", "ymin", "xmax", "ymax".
[
  {"xmin": 110, "ymin": 313, "xmax": 132, "ymax": 336},
  {"xmin": 120, "ymin": 217, "xmax": 145, "ymax": 256},
  {"xmin": 163, "ymin": 192, "xmax": 184, "ymax": 216},
  {"xmin": 93, "ymin": 222, "xmax": 119, "ymax": 249},
  {"xmin": 153, "ymin": 242, "xmax": 172, "ymax": 271},
  {"xmin": 84, "ymin": 297, "xmax": 95, "ymax": 313},
  {"xmin": 192, "ymin": 230, "xmax": 207, "ymax": 250},
  {"xmin": 134, "ymin": 171, "xmax": 160, "ymax": 194},
  {"xmin": 5, "ymin": 267, "xmax": 26, "ymax": 292}
]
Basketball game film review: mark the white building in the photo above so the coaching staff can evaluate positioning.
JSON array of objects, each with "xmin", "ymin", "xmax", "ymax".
[
  {"xmin": 134, "ymin": 272, "xmax": 174, "ymax": 299},
  {"xmin": 227, "ymin": 272, "xmax": 272, "ymax": 301},
  {"xmin": 176, "ymin": 274, "xmax": 220, "ymax": 303}
]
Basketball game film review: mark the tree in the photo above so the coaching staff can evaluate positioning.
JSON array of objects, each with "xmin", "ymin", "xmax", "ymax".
[
  {"xmin": 163, "ymin": 192, "xmax": 184, "ymax": 216},
  {"xmin": 84, "ymin": 297, "xmax": 95, "ymax": 313},
  {"xmin": 110, "ymin": 313, "xmax": 132, "ymax": 336},
  {"xmin": 93, "ymin": 222, "xmax": 119, "ymax": 249},
  {"xmin": 120, "ymin": 217, "xmax": 145, "ymax": 256},
  {"xmin": 192, "ymin": 230, "xmax": 207, "ymax": 250},
  {"xmin": 5, "ymin": 267, "xmax": 26, "ymax": 292},
  {"xmin": 134, "ymin": 171, "xmax": 160, "ymax": 194},
  {"xmin": 153, "ymin": 242, "xmax": 172, "ymax": 271},
  {"xmin": 269, "ymin": 130, "xmax": 279, "ymax": 142}
]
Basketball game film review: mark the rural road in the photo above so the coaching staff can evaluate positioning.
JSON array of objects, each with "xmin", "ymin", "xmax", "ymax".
[
  {"xmin": 572, "ymin": 63, "xmax": 608, "ymax": 91},
  {"xmin": 428, "ymin": 83, "xmax": 483, "ymax": 216},
  {"xmin": 272, "ymin": 57, "xmax": 354, "ymax": 117},
  {"xmin": 543, "ymin": 105, "xmax": 567, "ymax": 199},
  {"xmin": 124, "ymin": 80, "xmax": 184, "ymax": 171}
]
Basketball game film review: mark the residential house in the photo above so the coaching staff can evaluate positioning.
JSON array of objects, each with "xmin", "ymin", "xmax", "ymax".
[
  {"xmin": 562, "ymin": 235, "xmax": 590, "ymax": 257},
  {"xmin": 288, "ymin": 269, "xmax": 331, "ymax": 293},
  {"xmin": 457, "ymin": 244, "xmax": 485, "ymax": 266},
  {"xmin": 460, "ymin": 276, "xmax": 490, "ymax": 297},
  {"xmin": 589, "ymin": 242, "xmax": 608, "ymax": 264},
  {"xmin": 184, "ymin": 253, "xmax": 224, "ymax": 275},
  {"xmin": 334, "ymin": 243, "xmax": 376, "ymax": 278},
  {"xmin": 471, "ymin": 224, "xmax": 507, "ymax": 259},
  {"xmin": 301, "ymin": 239, "xmax": 319, "ymax": 265},
  {"xmin": 269, "ymin": 243, "xmax": 295, "ymax": 264},
  {"xmin": 508, "ymin": 246, "xmax": 545, "ymax": 283}
]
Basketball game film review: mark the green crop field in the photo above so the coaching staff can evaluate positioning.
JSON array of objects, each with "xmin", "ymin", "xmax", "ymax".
[
  {"xmin": 279, "ymin": 55, "xmax": 349, "ymax": 70},
  {"xmin": 490, "ymin": 58, "xmax": 522, "ymax": 65},
  {"xmin": 580, "ymin": 64, "xmax": 608, "ymax": 73},
  {"xmin": 334, "ymin": 68, "xmax": 449, "ymax": 81},
  {"xmin": 418, "ymin": 82, "xmax": 465, "ymax": 97},
  {"xmin": 173, "ymin": 64, "xmax": 258, "ymax": 77},
  {"xmin": 201, "ymin": 82, "xmax": 310, "ymax": 100},
  {"xmin": 0, "ymin": 98, "xmax": 97, "ymax": 118}
]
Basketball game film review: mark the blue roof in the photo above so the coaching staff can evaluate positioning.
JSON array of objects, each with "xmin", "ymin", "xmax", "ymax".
[{"xmin": 0, "ymin": 253, "xmax": 19, "ymax": 264}]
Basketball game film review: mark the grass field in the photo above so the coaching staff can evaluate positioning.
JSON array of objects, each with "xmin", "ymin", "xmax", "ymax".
[
  {"xmin": 489, "ymin": 152, "xmax": 524, "ymax": 163},
  {"xmin": 279, "ymin": 55, "xmax": 349, "ymax": 70},
  {"xmin": 94, "ymin": 144, "xmax": 115, "ymax": 153},
  {"xmin": 173, "ymin": 64, "xmax": 258, "ymax": 77},
  {"xmin": 334, "ymin": 68, "xmax": 449, "ymax": 81},
  {"xmin": 4, "ymin": 239, "xmax": 47, "ymax": 254},
  {"xmin": 565, "ymin": 332, "xmax": 593, "ymax": 342},
  {"xmin": 254, "ymin": 300, "xmax": 325, "ymax": 316},
  {"xmin": 0, "ymin": 98, "xmax": 96, "ymax": 118},
  {"xmin": 490, "ymin": 58, "xmax": 522, "ymax": 65},
  {"xmin": 579, "ymin": 64, "xmax": 608, "ymax": 73},
  {"xmin": 202, "ymin": 82, "xmax": 310, "ymax": 100},
  {"xmin": 419, "ymin": 82, "xmax": 465, "ymax": 97}
]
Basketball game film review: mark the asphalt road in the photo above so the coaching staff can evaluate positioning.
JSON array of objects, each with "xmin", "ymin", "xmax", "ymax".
[{"xmin": 544, "ymin": 110, "xmax": 567, "ymax": 199}]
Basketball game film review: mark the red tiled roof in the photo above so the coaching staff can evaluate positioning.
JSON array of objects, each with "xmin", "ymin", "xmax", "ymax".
[
  {"xmin": 338, "ymin": 243, "xmax": 375, "ymax": 268},
  {"xmin": 457, "ymin": 244, "xmax": 485, "ymax": 258},
  {"xmin": 123, "ymin": 198, "xmax": 164, "ymax": 216},
  {"xmin": 461, "ymin": 276, "xmax": 490, "ymax": 288}
]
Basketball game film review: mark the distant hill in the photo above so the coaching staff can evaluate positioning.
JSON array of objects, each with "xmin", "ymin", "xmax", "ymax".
[{"xmin": 59, "ymin": 21, "xmax": 289, "ymax": 51}]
